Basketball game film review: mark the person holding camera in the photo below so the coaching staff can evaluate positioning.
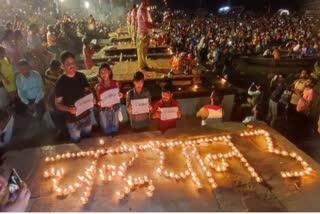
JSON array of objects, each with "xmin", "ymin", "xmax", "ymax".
[
  {"xmin": 248, "ymin": 82, "xmax": 262, "ymax": 107},
  {"xmin": 0, "ymin": 176, "xmax": 30, "ymax": 212}
]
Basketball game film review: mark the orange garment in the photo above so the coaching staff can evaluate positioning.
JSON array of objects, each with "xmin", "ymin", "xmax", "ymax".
[{"xmin": 169, "ymin": 56, "xmax": 182, "ymax": 71}]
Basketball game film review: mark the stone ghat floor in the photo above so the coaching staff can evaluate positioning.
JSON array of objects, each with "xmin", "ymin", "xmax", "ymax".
[
  {"xmin": 79, "ymin": 58, "xmax": 173, "ymax": 82},
  {"xmin": 1, "ymin": 122, "xmax": 320, "ymax": 212}
]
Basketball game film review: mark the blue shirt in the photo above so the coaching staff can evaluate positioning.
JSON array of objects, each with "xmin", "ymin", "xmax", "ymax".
[{"xmin": 16, "ymin": 70, "xmax": 44, "ymax": 105}]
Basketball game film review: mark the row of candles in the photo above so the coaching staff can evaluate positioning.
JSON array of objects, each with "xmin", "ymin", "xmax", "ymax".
[
  {"xmin": 44, "ymin": 135, "xmax": 232, "ymax": 164},
  {"xmin": 240, "ymin": 129, "xmax": 313, "ymax": 178},
  {"xmin": 43, "ymin": 129, "xmax": 312, "ymax": 205},
  {"xmin": 191, "ymin": 146, "xmax": 218, "ymax": 189},
  {"xmin": 43, "ymin": 135, "xmax": 232, "ymax": 203}
]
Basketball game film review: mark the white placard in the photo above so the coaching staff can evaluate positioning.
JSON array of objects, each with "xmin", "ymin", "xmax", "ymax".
[
  {"xmin": 100, "ymin": 88, "xmax": 120, "ymax": 107},
  {"xmin": 131, "ymin": 98, "xmax": 149, "ymax": 115},
  {"xmin": 160, "ymin": 107, "xmax": 179, "ymax": 120},
  {"xmin": 75, "ymin": 93, "xmax": 94, "ymax": 116}
]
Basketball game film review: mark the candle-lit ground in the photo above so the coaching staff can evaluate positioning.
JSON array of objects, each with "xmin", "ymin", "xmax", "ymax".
[{"xmin": 1, "ymin": 122, "xmax": 320, "ymax": 212}]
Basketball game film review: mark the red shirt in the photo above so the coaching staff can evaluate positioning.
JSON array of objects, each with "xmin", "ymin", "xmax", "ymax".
[
  {"xmin": 97, "ymin": 80, "xmax": 118, "ymax": 95},
  {"xmin": 153, "ymin": 99, "xmax": 180, "ymax": 132}
]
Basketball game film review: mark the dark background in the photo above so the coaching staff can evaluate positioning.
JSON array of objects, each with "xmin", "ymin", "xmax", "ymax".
[{"xmin": 164, "ymin": 0, "xmax": 301, "ymax": 10}]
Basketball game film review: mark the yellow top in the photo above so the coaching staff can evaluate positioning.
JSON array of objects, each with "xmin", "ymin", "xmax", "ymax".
[
  {"xmin": 272, "ymin": 50, "xmax": 280, "ymax": 60},
  {"xmin": 0, "ymin": 57, "xmax": 16, "ymax": 92}
]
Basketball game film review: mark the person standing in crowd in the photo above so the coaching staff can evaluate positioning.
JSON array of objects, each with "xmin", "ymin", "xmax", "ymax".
[
  {"xmin": 27, "ymin": 24, "xmax": 42, "ymax": 50},
  {"xmin": 0, "ymin": 176, "xmax": 31, "ymax": 212},
  {"xmin": 272, "ymin": 47, "xmax": 280, "ymax": 67},
  {"xmin": 127, "ymin": 9, "xmax": 132, "ymax": 39},
  {"xmin": 55, "ymin": 51, "xmax": 95, "ymax": 143},
  {"xmin": 247, "ymin": 81, "xmax": 262, "ymax": 107},
  {"xmin": 0, "ymin": 46, "xmax": 17, "ymax": 107},
  {"xmin": 16, "ymin": 59, "xmax": 45, "ymax": 119},
  {"xmin": 130, "ymin": 4, "xmax": 138, "ymax": 46},
  {"xmin": 267, "ymin": 74, "xmax": 287, "ymax": 128},
  {"xmin": 152, "ymin": 83, "xmax": 181, "ymax": 133},
  {"xmin": 290, "ymin": 70, "xmax": 308, "ymax": 110},
  {"xmin": 296, "ymin": 78, "xmax": 314, "ymax": 114},
  {"xmin": 88, "ymin": 15, "xmax": 96, "ymax": 31},
  {"xmin": 207, "ymin": 43, "xmax": 219, "ymax": 73},
  {"xmin": 294, "ymin": 78, "xmax": 314, "ymax": 140},
  {"xmin": 136, "ymin": 0, "xmax": 155, "ymax": 71},
  {"xmin": 26, "ymin": 23, "xmax": 54, "ymax": 77},
  {"xmin": 13, "ymin": 30, "xmax": 27, "ymax": 66},
  {"xmin": 82, "ymin": 37, "xmax": 95, "ymax": 70},
  {"xmin": 197, "ymin": 89, "xmax": 224, "ymax": 126},
  {"xmin": 46, "ymin": 25, "xmax": 60, "ymax": 57},
  {"xmin": 126, "ymin": 71, "xmax": 152, "ymax": 131},
  {"xmin": 95, "ymin": 63, "xmax": 123, "ymax": 136},
  {"xmin": 1, "ymin": 30, "xmax": 18, "ymax": 66},
  {"xmin": 0, "ymin": 109, "xmax": 14, "ymax": 147},
  {"xmin": 287, "ymin": 70, "xmax": 308, "ymax": 137}
]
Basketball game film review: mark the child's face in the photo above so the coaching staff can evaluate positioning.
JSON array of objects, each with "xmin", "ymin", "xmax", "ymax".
[
  {"xmin": 133, "ymin": 80, "xmax": 144, "ymax": 92},
  {"xmin": 100, "ymin": 68, "xmax": 111, "ymax": 81},
  {"xmin": 18, "ymin": 65, "xmax": 31, "ymax": 75},
  {"xmin": 161, "ymin": 91, "xmax": 173, "ymax": 103}
]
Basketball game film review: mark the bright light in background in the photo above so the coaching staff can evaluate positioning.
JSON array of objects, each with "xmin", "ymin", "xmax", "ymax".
[
  {"xmin": 279, "ymin": 9, "xmax": 290, "ymax": 16},
  {"xmin": 218, "ymin": 6, "xmax": 230, "ymax": 12},
  {"xmin": 59, "ymin": 0, "xmax": 64, "ymax": 2},
  {"xmin": 85, "ymin": 1, "xmax": 90, "ymax": 9}
]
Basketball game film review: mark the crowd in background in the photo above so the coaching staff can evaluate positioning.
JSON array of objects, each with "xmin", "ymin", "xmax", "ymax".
[{"xmin": 0, "ymin": 1, "xmax": 319, "ymax": 149}]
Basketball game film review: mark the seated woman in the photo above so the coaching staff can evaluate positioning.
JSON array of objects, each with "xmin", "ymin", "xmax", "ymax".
[
  {"xmin": 196, "ymin": 89, "xmax": 224, "ymax": 126},
  {"xmin": 95, "ymin": 63, "xmax": 123, "ymax": 136}
]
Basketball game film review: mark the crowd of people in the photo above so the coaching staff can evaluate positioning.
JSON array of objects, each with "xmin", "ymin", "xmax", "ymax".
[
  {"xmin": 165, "ymin": 10, "xmax": 319, "ymax": 77},
  {"xmin": 0, "ymin": 0, "xmax": 319, "ymax": 143},
  {"xmin": 0, "ymin": 0, "xmax": 126, "ymax": 76},
  {"xmin": 240, "ymin": 69, "xmax": 317, "ymax": 143}
]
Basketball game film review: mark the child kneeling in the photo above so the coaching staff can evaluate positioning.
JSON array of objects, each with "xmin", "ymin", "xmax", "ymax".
[
  {"xmin": 152, "ymin": 83, "xmax": 181, "ymax": 133},
  {"xmin": 95, "ymin": 63, "xmax": 123, "ymax": 135}
]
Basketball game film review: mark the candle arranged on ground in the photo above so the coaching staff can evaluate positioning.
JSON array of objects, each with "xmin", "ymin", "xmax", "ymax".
[{"xmin": 43, "ymin": 129, "xmax": 312, "ymax": 205}]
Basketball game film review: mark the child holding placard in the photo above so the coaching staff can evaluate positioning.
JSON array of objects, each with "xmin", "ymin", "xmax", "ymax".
[
  {"xmin": 126, "ymin": 71, "xmax": 152, "ymax": 131},
  {"xmin": 152, "ymin": 83, "xmax": 181, "ymax": 133},
  {"xmin": 95, "ymin": 63, "xmax": 123, "ymax": 135}
]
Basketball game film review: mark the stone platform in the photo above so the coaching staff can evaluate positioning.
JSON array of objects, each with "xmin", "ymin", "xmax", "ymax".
[
  {"xmin": 1, "ymin": 122, "xmax": 320, "ymax": 212},
  {"xmin": 86, "ymin": 45, "xmax": 172, "ymax": 63},
  {"xmin": 80, "ymin": 58, "xmax": 173, "ymax": 82}
]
